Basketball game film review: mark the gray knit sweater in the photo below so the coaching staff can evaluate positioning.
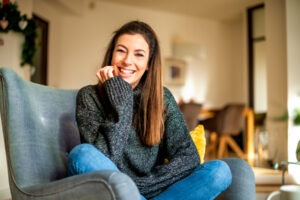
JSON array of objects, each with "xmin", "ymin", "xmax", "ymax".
[{"xmin": 76, "ymin": 76, "xmax": 199, "ymax": 199}]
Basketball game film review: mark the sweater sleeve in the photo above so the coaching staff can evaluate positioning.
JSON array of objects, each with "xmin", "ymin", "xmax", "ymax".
[
  {"xmin": 76, "ymin": 77, "xmax": 133, "ymax": 165},
  {"xmin": 135, "ymin": 88, "xmax": 200, "ymax": 198}
]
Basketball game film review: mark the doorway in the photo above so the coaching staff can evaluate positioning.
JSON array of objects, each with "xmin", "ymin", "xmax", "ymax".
[{"xmin": 247, "ymin": 4, "xmax": 266, "ymax": 113}]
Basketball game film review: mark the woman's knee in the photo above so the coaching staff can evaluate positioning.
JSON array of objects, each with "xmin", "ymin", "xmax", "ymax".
[
  {"xmin": 205, "ymin": 160, "xmax": 232, "ymax": 191},
  {"xmin": 69, "ymin": 143, "xmax": 96, "ymax": 155},
  {"xmin": 68, "ymin": 144, "xmax": 97, "ymax": 175},
  {"xmin": 68, "ymin": 144, "xmax": 97, "ymax": 164},
  {"xmin": 67, "ymin": 143, "xmax": 119, "ymax": 175}
]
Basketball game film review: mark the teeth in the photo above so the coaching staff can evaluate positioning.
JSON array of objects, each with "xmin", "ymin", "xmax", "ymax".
[{"xmin": 120, "ymin": 68, "xmax": 134, "ymax": 74}]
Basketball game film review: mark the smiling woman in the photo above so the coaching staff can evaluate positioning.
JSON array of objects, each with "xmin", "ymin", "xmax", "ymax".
[
  {"xmin": 104, "ymin": 34, "xmax": 150, "ymax": 89},
  {"xmin": 67, "ymin": 20, "xmax": 237, "ymax": 200}
]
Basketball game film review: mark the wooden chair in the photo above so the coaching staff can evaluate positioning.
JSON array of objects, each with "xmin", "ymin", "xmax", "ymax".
[
  {"xmin": 179, "ymin": 101, "xmax": 202, "ymax": 131},
  {"xmin": 202, "ymin": 104, "xmax": 246, "ymax": 159}
]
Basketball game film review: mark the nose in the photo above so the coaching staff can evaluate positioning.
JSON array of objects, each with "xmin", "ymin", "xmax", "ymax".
[{"xmin": 123, "ymin": 53, "xmax": 133, "ymax": 66}]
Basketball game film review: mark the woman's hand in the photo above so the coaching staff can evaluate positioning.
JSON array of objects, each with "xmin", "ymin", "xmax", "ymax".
[{"xmin": 96, "ymin": 66, "xmax": 119, "ymax": 84}]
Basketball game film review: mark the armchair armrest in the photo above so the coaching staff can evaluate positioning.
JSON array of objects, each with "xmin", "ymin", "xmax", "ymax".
[{"xmin": 19, "ymin": 171, "xmax": 140, "ymax": 200}]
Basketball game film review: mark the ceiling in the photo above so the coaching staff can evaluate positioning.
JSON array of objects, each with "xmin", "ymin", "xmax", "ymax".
[{"xmin": 98, "ymin": 0, "xmax": 264, "ymax": 22}]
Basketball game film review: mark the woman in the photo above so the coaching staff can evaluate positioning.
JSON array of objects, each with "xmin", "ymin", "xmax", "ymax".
[{"xmin": 68, "ymin": 20, "xmax": 232, "ymax": 200}]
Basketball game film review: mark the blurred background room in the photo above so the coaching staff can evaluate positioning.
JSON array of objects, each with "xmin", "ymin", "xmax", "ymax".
[{"xmin": 1, "ymin": 0, "xmax": 300, "ymax": 199}]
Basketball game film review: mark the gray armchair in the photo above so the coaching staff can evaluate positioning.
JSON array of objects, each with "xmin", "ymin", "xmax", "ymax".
[{"xmin": 0, "ymin": 67, "xmax": 140, "ymax": 200}]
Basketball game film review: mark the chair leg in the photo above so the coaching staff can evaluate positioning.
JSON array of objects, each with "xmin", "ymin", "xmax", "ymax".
[
  {"xmin": 206, "ymin": 132, "xmax": 218, "ymax": 159},
  {"xmin": 224, "ymin": 135, "xmax": 246, "ymax": 159},
  {"xmin": 218, "ymin": 136, "xmax": 227, "ymax": 158},
  {"xmin": 218, "ymin": 135, "xmax": 246, "ymax": 159}
]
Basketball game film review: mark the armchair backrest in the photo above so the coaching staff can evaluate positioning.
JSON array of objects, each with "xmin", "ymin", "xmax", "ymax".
[{"xmin": 0, "ymin": 68, "xmax": 80, "ymax": 189}]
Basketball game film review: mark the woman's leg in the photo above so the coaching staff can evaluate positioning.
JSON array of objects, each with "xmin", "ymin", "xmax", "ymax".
[
  {"xmin": 215, "ymin": 158, "xmax": 255, "ymax": 200},
  {"xmin": 68, "ymin": 144, "xmax": 147, "ymax": 200},
  {"xmin": 67, "ymin": 143, "xmax": 119, "ymax": 175},
  {"xmin": 152, "ymin": 160, "xmax": 232, "ymax": 200}
]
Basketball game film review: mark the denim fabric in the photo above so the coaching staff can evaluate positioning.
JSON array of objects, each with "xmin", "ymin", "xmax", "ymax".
[
  {"xmin": 152, "ymin": 160, "xmax": 232, "ymax": 200},
  {"xmin": 68, "ymin": 144, "xmax": 119, "ymax": 175},
  {"xmin": 68, "ymin": 144, "xmax": 140, "ymax": 200},
  {"xmin": 68, "ymin": 144, "xmax": 232, "ymax": 200}
]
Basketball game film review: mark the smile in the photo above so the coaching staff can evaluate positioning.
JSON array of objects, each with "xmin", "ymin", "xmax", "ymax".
[{"xmin": 118, "ymin": 68, "xmax": 135, "ymax": 75}]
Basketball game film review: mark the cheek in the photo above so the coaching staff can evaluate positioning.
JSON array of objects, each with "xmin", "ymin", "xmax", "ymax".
[
  {"xmin": 139, "ymin": 65, "xmax": 148, "ymax": 73},
  {"xmin": 111, "ymin": 54, "xmax": 118, "ymax": 65},
  {"xmin": 137, "ymin": 59, "xmax": 149, "ymax": 71}
]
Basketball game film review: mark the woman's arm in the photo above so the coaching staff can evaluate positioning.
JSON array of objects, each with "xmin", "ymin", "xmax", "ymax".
[{"xmin": 76, "ymin": 77, "xmax": 133, "ymax": 165}]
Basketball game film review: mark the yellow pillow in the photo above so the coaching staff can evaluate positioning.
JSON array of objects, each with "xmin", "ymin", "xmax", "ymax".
[
  {"xmin": 190, "ymin": 125, "xmax": 206, "ymax": 164},
  {"xmin": 164, "ymin": 125, "xmax": 206, "ymax": 164}
]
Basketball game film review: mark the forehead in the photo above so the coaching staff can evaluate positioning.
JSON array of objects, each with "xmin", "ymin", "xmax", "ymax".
[{"xmin": 116, "ymin": 34, "xmax": 149, "ymax": 50}]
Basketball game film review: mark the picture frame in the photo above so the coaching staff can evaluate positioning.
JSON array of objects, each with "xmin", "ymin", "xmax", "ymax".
[{"xmin": 163, "ymin": 58, "xmax": 187, "ymax": 85}]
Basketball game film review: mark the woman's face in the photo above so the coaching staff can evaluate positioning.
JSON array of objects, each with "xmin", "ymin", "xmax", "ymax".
[{"xmin": 111, "ymin": 34, "xmax": 149, "ymax": 88}]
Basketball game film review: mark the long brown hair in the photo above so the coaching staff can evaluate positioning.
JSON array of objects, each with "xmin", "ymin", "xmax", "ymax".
[{"xmin": 101, "ymin": 21, "xmax": 164, "ymax": 146}]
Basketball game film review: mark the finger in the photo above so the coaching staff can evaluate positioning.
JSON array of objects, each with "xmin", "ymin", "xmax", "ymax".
[
  {"xmin": 113, "ymin": 65, "xmax": 119, "ymax": 76},
  {"xmin": 100, "ymin": 68, "xmax": 108, "ymax": 81},
  {"xmin": 96, "ymin": 69, "xmax": 101, "ymax": 80},
  {"xmin": 96, "ymin": 69, "xmax": 105, "ymax": 83},
  {"xmin": 97, "ymin": 66, "xmax": 116, "ymax": 83},
  {"xmin": 107, "ymin": 67, "xmax": 114, "ymax": 78}
]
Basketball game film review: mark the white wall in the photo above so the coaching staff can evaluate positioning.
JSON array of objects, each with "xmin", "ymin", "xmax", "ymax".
[
  {"xmin": 265, "ymin": 0, "xmax": 300, "ymax": 180},
  {"xmin": 33, "ymin": 0, "xmax": 247, "ymax": 108},
  {"xmin": 265, "ymin": 0, "xmax": 288, "ymax": 164},
  {"xmin": 286, "ymin": 0, "xmax": 300, "ymax": 183},
  {"xmin": 0, "ymin": 116, "xmax": 10, "ymax": 200}
]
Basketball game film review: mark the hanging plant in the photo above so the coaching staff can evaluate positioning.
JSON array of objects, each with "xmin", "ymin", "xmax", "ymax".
[{"xmin": 0, "ymin": 2, "xmax": 37, "ymax": 67}]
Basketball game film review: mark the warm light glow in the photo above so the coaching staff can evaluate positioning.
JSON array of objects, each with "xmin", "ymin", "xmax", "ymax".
[
  {"xmin": 288, "ymin": 126, "xmax": 300, "ymax": 184},
  {"xmin": 287, "ymin": 95, "xmax": 300, "ymax": 183}
]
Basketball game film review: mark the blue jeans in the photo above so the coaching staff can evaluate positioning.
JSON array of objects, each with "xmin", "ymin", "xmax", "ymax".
[{"xmin": 68, "ymin": 144, "xmax": 232, "ymax": 200}]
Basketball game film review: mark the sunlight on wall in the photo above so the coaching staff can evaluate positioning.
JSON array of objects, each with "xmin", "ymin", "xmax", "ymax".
[
  {"xmin": 0, "ymin": 116, "xmax": 10, "ymax": 199},
  {"xmin": 181, "ymin": 58, "xmax": 208, "ymax": 103},
  {"xmin": 171, "ymin": 43, "xmax": 208, "ymax": 103},
  {"xmin": 288, "ymin": 126, "xmax": 300, "ymax": 184},
  {"xmin": 288, "ymin": 96, "xmax": 300, "ymax": 184}
]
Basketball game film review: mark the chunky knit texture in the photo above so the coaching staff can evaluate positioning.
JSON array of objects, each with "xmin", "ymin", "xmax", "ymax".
[{"xmin": 76, "ymin": 77, "xmax": 199, "ymax": 198}]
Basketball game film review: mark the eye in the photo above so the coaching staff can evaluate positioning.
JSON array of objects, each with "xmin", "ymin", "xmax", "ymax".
[
  {"xmin": 116, "ymin": 48, "xmax": 126, "ymax": 53},
  {"xmin": 135, "ymin": 53, "xmax": 145, "ymax": 57}
]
